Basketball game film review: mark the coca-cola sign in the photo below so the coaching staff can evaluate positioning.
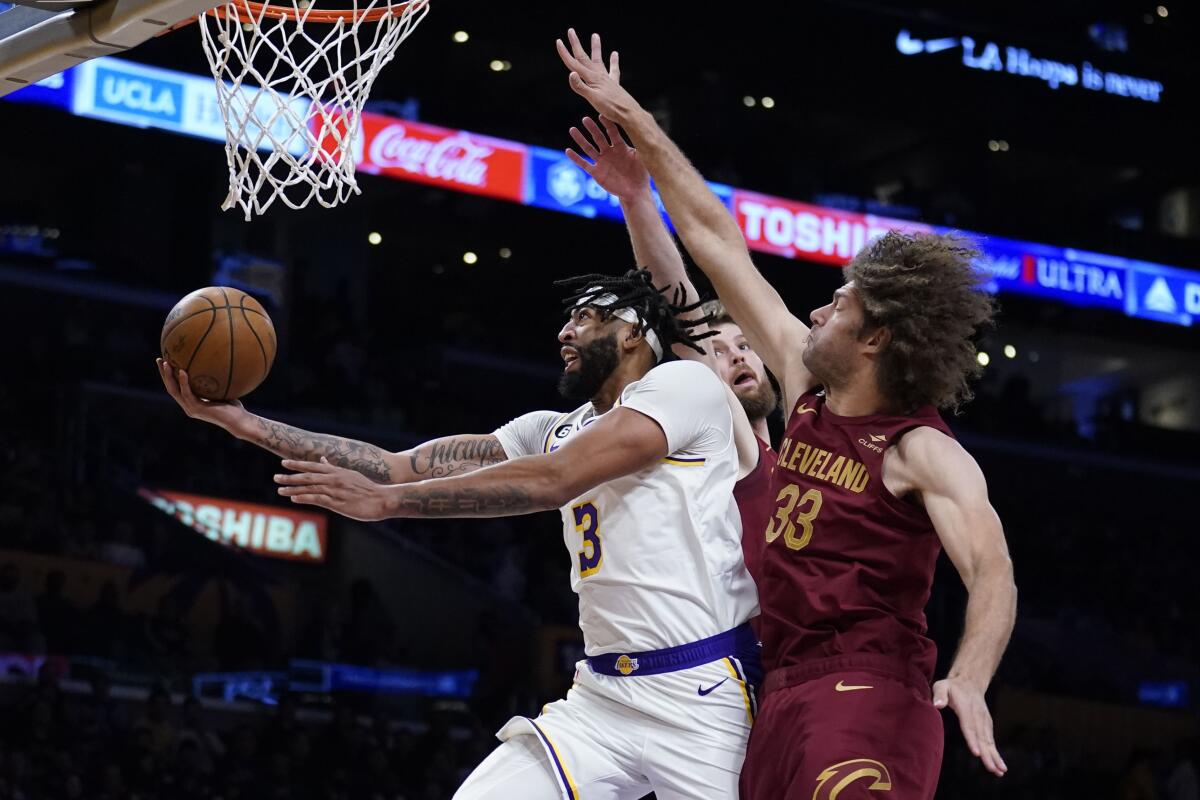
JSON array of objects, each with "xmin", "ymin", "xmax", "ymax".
[{"xmin": 355, "ymin": 114, "xmax": 526, "ymax": 202}]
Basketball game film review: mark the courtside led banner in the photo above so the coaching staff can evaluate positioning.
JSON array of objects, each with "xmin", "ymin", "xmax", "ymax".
[
  {"xmin": 5, "ymin": 56, "xmax": 1198, "ymax": 327},
  {"xmin": 139, "ymin": 487, "xmax": 327, "ymax": 563},
  {"xmin": 354, "ymin": 113, "xmax": 526, "ymax": 203},
  {"xmin": 733, "ymin": 190, "xmax": 932, "ymax": 265}
]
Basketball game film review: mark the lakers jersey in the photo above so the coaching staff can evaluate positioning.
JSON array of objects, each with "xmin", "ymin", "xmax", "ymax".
[{"xmin": 494, "ymin": 360, "xmax": 758, "ymax": 655}]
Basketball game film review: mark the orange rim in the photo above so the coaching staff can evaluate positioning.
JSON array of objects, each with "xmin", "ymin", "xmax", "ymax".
[{"xmin": 208, "ymin": 0, "xmax": 423, "ymax": 23}]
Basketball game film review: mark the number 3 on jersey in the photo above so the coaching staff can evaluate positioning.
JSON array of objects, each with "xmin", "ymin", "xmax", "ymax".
[
  {"xmin": 764, "ymin": 486, "xmax": 823, "ymax": 551},
  {"xmin": 573, "ymin": 502, "xmax": 603, "ymax": 577}
]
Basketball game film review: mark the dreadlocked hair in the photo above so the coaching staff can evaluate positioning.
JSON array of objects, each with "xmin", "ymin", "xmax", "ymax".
[{"xmin": 555, "ymin": 268, "xmax": 717, "ymax": 356}]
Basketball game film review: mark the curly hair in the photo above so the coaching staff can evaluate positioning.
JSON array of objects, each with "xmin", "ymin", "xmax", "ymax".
[
  {"xmin": 844, "ymin": 231, "xmax": 996, "ymax": 413},
  {"xmin": 555, "ymin": 269, "xmax": 716, "ymax": 356}
]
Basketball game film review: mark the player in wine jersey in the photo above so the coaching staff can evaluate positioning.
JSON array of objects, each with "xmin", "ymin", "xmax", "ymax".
[
  {"xmin": 559, "ymin": 30, "xmax": 1018, "ymax": 798},
  {"xmin": 271, "ymin": 269, "xmax": 762, "ymax": 799},
  {"xmin": 563, "ymin": 114, "xmax": 778, "ymax": 584}
]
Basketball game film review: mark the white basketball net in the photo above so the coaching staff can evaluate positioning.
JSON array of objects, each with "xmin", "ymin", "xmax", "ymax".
[{"xmin": 198, "ymin": 0, "xmax": 429, "ymax": 220}]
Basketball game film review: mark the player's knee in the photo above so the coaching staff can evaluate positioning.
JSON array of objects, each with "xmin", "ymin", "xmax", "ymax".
[{"xmin": 452, "ymin": 736, "xmax": 562, "ymax": 800}]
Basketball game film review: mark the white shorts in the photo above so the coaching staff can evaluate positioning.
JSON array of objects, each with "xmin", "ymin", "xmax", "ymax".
[{"xmin": 462, "ymin": 654, "xmax": 758, "ymax": 800}]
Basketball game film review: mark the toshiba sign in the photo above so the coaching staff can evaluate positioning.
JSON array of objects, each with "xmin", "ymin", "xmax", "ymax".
[
  {"xmin": 140, "ymin": 488, "xmax": 327, "ymax": 563},
  {"xmin": 733, "ymin": 190, "xmax": 932, "ymax": 265}
]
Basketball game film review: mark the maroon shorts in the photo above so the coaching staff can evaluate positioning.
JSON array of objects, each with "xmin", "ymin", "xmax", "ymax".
[{"xmin": 739, "ymin": 655, "xmax": 943, "ymax": 800}]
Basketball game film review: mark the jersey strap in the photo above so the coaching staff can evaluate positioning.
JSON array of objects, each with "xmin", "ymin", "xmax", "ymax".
[{"xmin": 586, "ymin": 623, "xmax": 759, "ymax": 677}]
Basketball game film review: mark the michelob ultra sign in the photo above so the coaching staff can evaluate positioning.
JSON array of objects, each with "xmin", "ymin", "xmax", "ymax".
[{"xmin": 140, "ymin": 487, "xmax": 327, "ymax": 563}]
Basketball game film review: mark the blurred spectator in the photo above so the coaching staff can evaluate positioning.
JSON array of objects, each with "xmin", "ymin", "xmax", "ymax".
[
  {"xmin": 1168, "ymin": 739, "xmax": 1200, "ymax": 800},
  {"xmin": 141, "ymin": 595, "xmax": 190, "ymax": 671},
  {"xmin": 1122, "ymin": 749, "xmax": 1160, "ymax": 800},
  {"xmin": 260, "ymin": 692, "xmax": 300, "ymax": 759},
  {"xmin": 81, "ymin": 581, "xmax": 130, "ymax": 660},
  {"xmin": 176, "ymin": 696, "xmax": 224, "ymax": 777},
  {"xmin": 133, "ymin": 686, "xmax": 176, "ymax": 756},
  {"xmin": 77, "ymin": 673, "xmax": 129, "ymax": 745},
  {"xmin": 99, "ymin": 522, "xmax": 146, "ymax": 570},
  {"xmin": 61, "ymin": 520, "xmax": 99, "ymax": 562},
  {"xmin": 35, "ymin": 570, "xmax": 75, "ymax": 655},
  {"xmin": 0, "ymin": 563, "xmax": 37, "ymax": 652},
  {"xmin": 214, "ymin": 586, "xmax": 270, "ymax": 670},
  {"xmin": 341, "ymin": 579, "xmax": 396, "ymax": 665}
]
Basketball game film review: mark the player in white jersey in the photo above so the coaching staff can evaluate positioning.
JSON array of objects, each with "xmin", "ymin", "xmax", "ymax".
[{"xmin": 269, "ymin": 269, "xmax": 761, "ymax": 799}]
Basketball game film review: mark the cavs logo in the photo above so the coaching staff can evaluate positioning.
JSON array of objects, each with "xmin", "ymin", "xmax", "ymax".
[
  {"xmin": 813, "ymin": 759, "xmax": 893, "ymax": 800},
  {"xmin": 615, "ymin": 655, "xmax": 640, "ymax": 675}
]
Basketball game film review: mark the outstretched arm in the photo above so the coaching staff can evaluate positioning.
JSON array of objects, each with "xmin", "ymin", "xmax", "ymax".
[
  {"xmin": 275, "ymin": 406, "xmax": 670, "ymax": 521},
  {"xmin": 567, "ymin": 114, "xmax": 707, "ymax": 361},
  {"xmin": 897, "ymin": 428, "xmax": 1016, "ymax": 778},
  {"xmin": 157, "ymin": 359, "xmax": 507, "ymax": 484},
  {"xmin": 556, "ymin": 30, "xmax": 815, "ymax": 405}
]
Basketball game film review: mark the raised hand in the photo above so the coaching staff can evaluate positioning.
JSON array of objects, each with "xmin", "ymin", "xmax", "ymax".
[
  {"xmin": 933, "ymin": 676, "xmax": 1008, "ymax": 777},
  {"xmin": 157, "ymin": 357, "xmax": 247, "ymax": 432},
  {"xmin": 567, "ymin": 115, "xmax": 650, "ymax": 199},
  {"xmin": 275, "ymin": 458, "xmax": 391, "ymax": 521},
  {"xmin": 555, "ymin": 29, "xmax": 641, "ymax": 123}
]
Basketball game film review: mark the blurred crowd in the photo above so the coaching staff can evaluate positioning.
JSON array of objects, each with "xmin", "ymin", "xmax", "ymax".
[{"xmin": 0, "ymin": 669, "xmax": 498, "ymax": 800}]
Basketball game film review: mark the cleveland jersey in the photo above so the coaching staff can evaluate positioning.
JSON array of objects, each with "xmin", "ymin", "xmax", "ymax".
[
  {"xmin": 734, "ymin": 436, "xmax": 775, "ymax": 588},
  {"xmin": 494, "ymin": 360, "xmax": 758, "ymax": 656},
  {"xmin": 756, "ymin": 388, "xmax": 954, "ymax": 679}
]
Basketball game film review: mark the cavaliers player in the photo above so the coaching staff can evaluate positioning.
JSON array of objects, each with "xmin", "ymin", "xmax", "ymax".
[
  {"xmin": 559, "ymin": 29, "xmax": 1018, "ymax": 798},
  {"xmin": 563, "ymin": 114, "xmax": 777, "ymax": 582}
]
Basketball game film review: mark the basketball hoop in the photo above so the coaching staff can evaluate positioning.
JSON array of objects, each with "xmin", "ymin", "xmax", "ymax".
[{"xmin": 198, "ymin": 0, "xmax": 429, "ymax": 219}]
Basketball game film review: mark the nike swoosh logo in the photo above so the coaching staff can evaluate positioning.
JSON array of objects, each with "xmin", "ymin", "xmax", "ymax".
[
  {"xmin": 698, "ymin": 678, "xmax": 728, "ymax": 696},
  {"xmin": 896, "ymin": 30, "xmax": 923, "ymax": 55},
  {"xmin": 924, "ymin": 37, "xmax": 960, "ymax": 53},
  {"xmin": 835, "ymin": 681, "xmax": 874, "ymax": 692},
  {"xmin": 796, "ymin": 403, "xmax": 817, "ymax": 415}
]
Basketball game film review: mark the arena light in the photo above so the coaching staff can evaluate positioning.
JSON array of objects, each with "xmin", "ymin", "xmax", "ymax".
[
  {"xmin": 367, "ymin": 231, "xmax": 382, "ymax": 245},
  {"xmin": 988, "ymin": 140, "xmax": 1000, "ymax": 152},
  {"xmin": 499, "ymin": 247, "xmax": 512, "ymax": 259},
  {"xmin": 761, "ymin": 96, "xmax": 776, "ymax": 109},
  {"xmin": 1157, "ymin": 5, "xmax": 1168, "ymax": 18},
  {"xmin": 1003, "ymin": 344, "xmax": 1017, "ymax": 359},
  {"xmin": 489, "ymin": 59, "xmax": 505, "ymax": 72},
  {"xmin": 742, "ymin": 95, "xmax": 756, "ymax": 107},
  {"xmin": 463, "ymin": 251, "xmax": 478, "ymax": 264},
  {"xmin": 977, "ymin": 351, "xmax": 991, "ymax": 366},
  {"xmin": 452, "ymin": 30, "xmax": 469, "ymax": 43}
]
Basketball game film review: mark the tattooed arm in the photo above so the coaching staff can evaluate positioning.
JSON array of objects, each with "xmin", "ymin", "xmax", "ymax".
[
  {"xmin": 158, "ymin": 358, "xmax": 506, "ymax": 484},
  {"xmin": 241, "ymin": 415, "xmax": 507, "ymax": 484},
  {"xmin": 276, "ymin": 406, "xmax": 671, "ymax": 521}
]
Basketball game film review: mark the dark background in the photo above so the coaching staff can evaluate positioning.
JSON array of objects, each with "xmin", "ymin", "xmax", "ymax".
[{"xmin": 0, "ymin": 1, "xmax": 1197, "ymax": 798}]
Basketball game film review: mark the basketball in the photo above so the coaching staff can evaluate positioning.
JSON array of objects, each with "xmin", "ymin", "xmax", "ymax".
[{"xmin": 160, "ymin": 287, "xmax": 277, "ymax": 401}]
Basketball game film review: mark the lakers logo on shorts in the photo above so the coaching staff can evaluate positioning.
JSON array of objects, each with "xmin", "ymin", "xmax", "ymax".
[
  {"xmin": 812, "ymin": 759, "xmax": 892, "ymax": 799},
  {"xmin": 615, "ymin": 655, "xmax": 639, "ymax": 675}
]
